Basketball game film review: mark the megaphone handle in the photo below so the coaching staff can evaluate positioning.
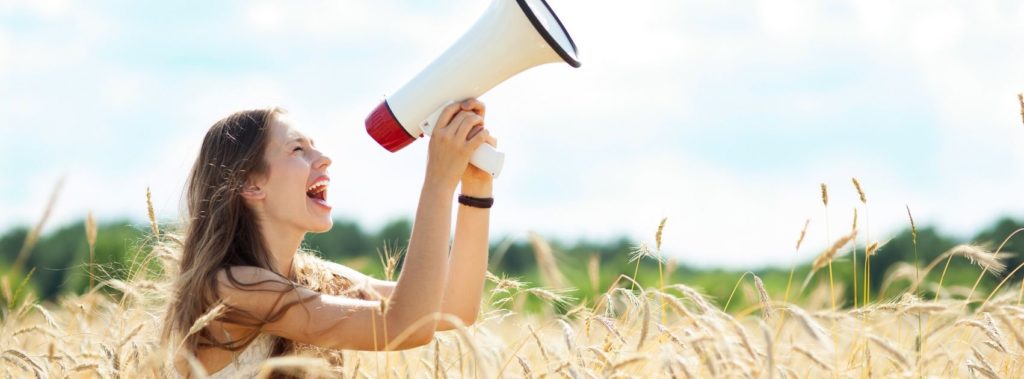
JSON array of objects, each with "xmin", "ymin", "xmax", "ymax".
[
  {"xmin": 423, "ymin": 101, "xmax": 505, "ymax": 178},
  {"xmin": 470, "ymin": 143, "xmax": 505, "ymax": 178}
]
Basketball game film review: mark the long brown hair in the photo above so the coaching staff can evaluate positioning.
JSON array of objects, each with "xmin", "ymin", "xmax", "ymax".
[
  {"xmin": 159, "ymin": 107, "xmax": 289, "ymax": 355},
  {"xmin": 161, "ymin": 108, "xmax": 373, "ymax": 377}
]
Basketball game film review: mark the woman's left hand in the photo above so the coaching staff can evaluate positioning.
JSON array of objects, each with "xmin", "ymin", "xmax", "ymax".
[
  {"xmin": 460, "ymin": 135, "xmax": 497, "ymax": 189},
  {"xmin": 458, "ymin": 99, "xmax": 497, "ymax": 194}
]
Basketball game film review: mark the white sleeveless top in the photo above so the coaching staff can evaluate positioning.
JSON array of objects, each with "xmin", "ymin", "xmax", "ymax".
[
  {"xmin": 207, "ymin": 333, "xmax": 276, "ymax": 378},
  {"xmin": 167, "ymin": 333, "xmax": 276, "ymax": 378}
]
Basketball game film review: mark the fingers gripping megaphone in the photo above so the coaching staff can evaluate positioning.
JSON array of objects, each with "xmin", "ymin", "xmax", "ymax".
[{"xmin": 365, "ymin": 0, "xmax": 581, "ymax": 178}]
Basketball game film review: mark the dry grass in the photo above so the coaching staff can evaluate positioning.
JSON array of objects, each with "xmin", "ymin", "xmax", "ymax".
[
  {"xmin": 5, "ymin": 240, "xmax": 1024, "ymax": 378},
  {"xmin": 7, "ymin": 137, "xmax": 1024, "ymax": 377}
]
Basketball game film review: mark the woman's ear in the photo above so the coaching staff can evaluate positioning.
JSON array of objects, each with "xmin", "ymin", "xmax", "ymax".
[{"xmin": 240, "ymin": 176, "xmax": 267, "ymax": 201}]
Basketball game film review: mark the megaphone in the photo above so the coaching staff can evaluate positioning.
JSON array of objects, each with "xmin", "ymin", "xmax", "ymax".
[{"xmin": 365, "ymin": 0, "xmax": 580, "ymax": 178}]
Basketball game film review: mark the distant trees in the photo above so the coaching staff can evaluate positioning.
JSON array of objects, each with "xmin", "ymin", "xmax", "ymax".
[{"xmin": 1, "ymin": 216, "xmax": 1021, "ymax": 309}]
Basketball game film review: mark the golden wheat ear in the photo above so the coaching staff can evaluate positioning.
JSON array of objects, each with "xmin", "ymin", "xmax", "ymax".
[
  {"xmin": 146, "ymin": 187, "xmax": 159, "ymax": 237},
  {"xmin": 1018, "ymin": 93, "xmax": 1023, "ymax": 126}
]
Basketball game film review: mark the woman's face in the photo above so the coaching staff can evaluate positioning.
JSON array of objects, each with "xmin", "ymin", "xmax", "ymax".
[{"xmin": 248, "ymin": 114, "xmax": 334, "ymax": 233}]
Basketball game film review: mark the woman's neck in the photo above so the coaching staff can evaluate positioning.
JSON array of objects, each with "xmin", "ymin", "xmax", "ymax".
[{"xmin": 259, "ymin": 221, "xmax": 305, "ymax": 279}]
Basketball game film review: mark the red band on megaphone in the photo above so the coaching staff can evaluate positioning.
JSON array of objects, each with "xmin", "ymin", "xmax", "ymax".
[{"xmin": 365, "ymin": 100, "xmax": 416, "ymax": 152}]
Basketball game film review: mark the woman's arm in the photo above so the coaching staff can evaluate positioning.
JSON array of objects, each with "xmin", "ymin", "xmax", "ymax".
[
  {"xmin": 217, "ymin": 102, "xmax": 490, "ymax": 350},
  {"xmin": 217, "ymin": 178, "xmax": 455, "ymax": 350},
  {"xmin": 435, "ymin": 98, "xmax": 494, "ymax": 331},
  {"xmin": 218, "ymin": 266, "xmax": 422, "ymax": 351},
  {"xmin": 435, "ymin": 180, "xmax": 491, "ymax": 330},
  {"xmin": 322, "ymin": 179, "xmax": 491, "ymax": 331},
  {"xmin": 333, "ymin": 100, "xmax": 494, "ymax": 331}
]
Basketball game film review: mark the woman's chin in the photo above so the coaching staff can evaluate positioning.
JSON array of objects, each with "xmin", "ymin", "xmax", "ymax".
[{"xmin": 308, "ymin": 218, "xmax": 333, "ymax": 233}]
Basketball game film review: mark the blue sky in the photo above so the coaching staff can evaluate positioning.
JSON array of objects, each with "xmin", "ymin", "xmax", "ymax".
[{"xmin": 2, "ymin": 0, "xmax": 1023, "ymax": 268}]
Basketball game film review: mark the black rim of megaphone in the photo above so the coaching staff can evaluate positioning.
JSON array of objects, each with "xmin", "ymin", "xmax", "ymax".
[{"xmin": 515, "ymin": 0, "xmax": 581, "ymax": 68}]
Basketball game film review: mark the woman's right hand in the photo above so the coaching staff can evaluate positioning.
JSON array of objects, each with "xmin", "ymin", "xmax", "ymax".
[{"xmin": 425, "ymin": 99, "xmax": 490, "ymax": 190}]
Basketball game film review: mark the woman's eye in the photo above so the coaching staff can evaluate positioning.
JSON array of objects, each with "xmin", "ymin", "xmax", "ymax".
[{"xmin": 292, "ymin": 146, "xmax": 304, "ymax": 152}]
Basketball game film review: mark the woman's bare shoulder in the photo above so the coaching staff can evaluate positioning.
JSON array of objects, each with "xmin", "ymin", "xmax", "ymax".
[
  {"xmin": 214, "ymin": 266, "xmax": 299, "ymax": 311},
  {"xmin": 209, "ymin": 265, "xmax": 425, "ymax": 351}
]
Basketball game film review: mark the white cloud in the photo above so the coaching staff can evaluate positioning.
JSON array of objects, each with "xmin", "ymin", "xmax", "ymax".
[
  {"xmin": 906, "ymin": 4, "xmax": 965, "ymax": 56},
  {"xmin": 0, "ymin": 0, "xmax": 70, "ymax": 18},
  {"xmin": 3, "ymin": 0, "xmax": 1024, "ymax": 270},
  {"xmin": 754, "ymin": 0, "xmax": 820, "ymax": 43}
]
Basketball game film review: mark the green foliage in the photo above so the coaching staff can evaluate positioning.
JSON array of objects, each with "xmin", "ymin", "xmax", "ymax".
[{"xmin": 1, "ymin": 216, "xmax": 1022, "ymax": 315}]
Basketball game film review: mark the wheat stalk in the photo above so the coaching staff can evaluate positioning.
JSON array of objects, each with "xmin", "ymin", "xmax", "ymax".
[
  {"xmin": 556, "ymin": 318, "xmax": 576, "ymax": 351},
  {"xmin": 181, "ymin": 303, "xmax": 227, "ymax": 348},
  {"xmin": 897, "ymin": 303, "xmax": 947, "ymax": 315},
  {"xmin": 852, "ymin": 207, "xmax": 860, "ymax": 309},
  {"xmin": 656, "ymin": 217, "xmax": 667, "ymax": 251},
  {"xmin": 12, "ymin": 176, "xmax": 64, "ymax": 272},
  {"xmin": 796, "ymin": 219, "xmax": 810, "ymax": 252},
  {"xmin": 971, "ymin": 346, "xmax": 1002, "ymax": 379},
  {"xmin": 982, "ymin": 313, "xmax": 1009, "ymax": 353},
  {"xmin": 610, "ymin": 355, "xmax": 646, "ymax": 371},
  {"xmin": 596, "ymin": 316, "xmax": 627, "ymax": 344},
  {"xmin": 587, "ymin": 254, "xmax": 601, "ymax": 295},
  {"xmin": 780, "ymin": 219, "xmax": 810, "ymax": 332},
  {"xmin": 527, "ymin": 287, "xmax": 575, "ymax": 308},
  {"xmin": 792, "ymin": 345, "xmax": 833, "ymax": 372},
  {"xmin": 968, "ymin": 361, "xmax": 1001, "ymax": 379},
  {"xmin": 637, "ymin": 297, "xmax": 651, "ymax": 350},
  {"xmin": 955, "ymin": 319, "xmax": 1007, "ymax": 353},
  {"xmin": 930, "ymin": 245, "xmax": 1009, "ymax": 276},
  {"xmin": 528, "ymin": 232, "xmax": 567, "ymax": 289},
  {"xmin": 993, "ymin": 311, "xmax": 1024, "ymax": 350},
  {"xmin": 802, "ymin": 229, "xmax": 857, "ymax": 290},
  {"xmin": 1018, "ymin": 93, "xmax": 1023, "ymax": 126},
  {"xmin": 753, "ymin": 275, "xmax": 774, "ymax": 321},
  {"xmin": 516, "ymin": 355, "xmax": 533, "ymax": 379},
  {"xmin": 527, "ymin": 324, "xmax": 549, "ymax": 361},
  {"xmin": 868, "ymin": 335, "xmax": 909, "ymax": 370},
  {"xmin": 812, "ymin": 229, "xmax": 858, "ymax": 272},
  {"xmin": 86, "ymin": 211, "xmax": 98, "ymax": 290},
  {"xmin": 786, "ymin": 306, "xmax": 831, "ymax": 351},
  {"xmin": 145, "ymin": 187, "xmax": 159, "ymax": 236},
  {"xmin": 852, "ymin": 177, "xmax": 867, "ymax": 204}
]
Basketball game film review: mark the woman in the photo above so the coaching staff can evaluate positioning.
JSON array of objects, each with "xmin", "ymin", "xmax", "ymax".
[{"xmin": 160, "ymin": 99, "xmax": 496, "ymax": 378}]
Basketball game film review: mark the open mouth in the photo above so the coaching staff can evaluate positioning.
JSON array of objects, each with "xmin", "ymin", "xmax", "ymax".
[{"xmin": 306, "ymin": 178, "xmax": 329, "ymax": 204}]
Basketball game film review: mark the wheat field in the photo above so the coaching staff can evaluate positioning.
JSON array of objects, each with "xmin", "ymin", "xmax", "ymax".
[
  {"xmin": 2, "ymin": 218, "xmax": 1024, "ymax": 379},
  {"xmin": 1, "ymin": 95, "xmax": 1022, "ymax": 378}
]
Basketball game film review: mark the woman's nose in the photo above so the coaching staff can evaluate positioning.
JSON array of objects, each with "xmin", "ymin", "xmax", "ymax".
[{"xmin": 315, "ymin": 153, "xmax": 332, "ymax": 170}]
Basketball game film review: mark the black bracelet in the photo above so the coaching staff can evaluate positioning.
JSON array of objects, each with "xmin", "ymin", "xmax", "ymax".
[{"xmin": 458, "ymin": 194, "xmax": 494, "ymax": 209}]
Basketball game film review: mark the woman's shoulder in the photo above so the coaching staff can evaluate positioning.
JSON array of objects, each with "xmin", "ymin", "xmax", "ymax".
[{"xmin": 215, "ymin": 266, "xmax": 298, "ymax": 310}]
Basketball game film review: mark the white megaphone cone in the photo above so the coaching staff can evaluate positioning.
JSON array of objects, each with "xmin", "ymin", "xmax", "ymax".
[{"xmin": 365, "ymin": 0, "xmax": 580, "ymax": 178}]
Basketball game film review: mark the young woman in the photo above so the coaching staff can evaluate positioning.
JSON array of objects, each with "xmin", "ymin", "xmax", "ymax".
[{"xmin": 161, "ymin": 99, "xmax": 496, "ymax": 378}]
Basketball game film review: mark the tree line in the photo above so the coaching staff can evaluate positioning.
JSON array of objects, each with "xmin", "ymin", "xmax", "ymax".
[{"xmin": 1, "ymin": 216, "xmax": 1022, "ymax": 309}]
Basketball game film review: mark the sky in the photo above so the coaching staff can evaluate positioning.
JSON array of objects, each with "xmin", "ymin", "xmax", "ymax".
[{"xmin": 1, "ymin": 0, "xmax": 1023, "ymax": 269}]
